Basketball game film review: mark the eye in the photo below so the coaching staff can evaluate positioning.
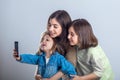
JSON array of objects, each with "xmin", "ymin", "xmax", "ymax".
[
  {"xmin": 53, "ymin": 24, "xmax": 58, "ymax": 28},
  {"xmin": 48, "ymin": 22, "xmax": 52, "ymax": 27},
  {"xmin": 48, "ymin": 24, "xmax": 51, "ymax": 27},
  {"xmin": 71, "ymin": 32, "xmax": 74, "ymax": 37},
  {"xmin": 46, "ymin": 39, "xmax": 49, "ymax": 41}
]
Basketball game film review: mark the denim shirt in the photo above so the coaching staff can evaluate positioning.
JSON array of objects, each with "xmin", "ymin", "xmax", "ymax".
[{"xmin": 19, "ymin": 51, "xmax": 76, "ymax": 79}]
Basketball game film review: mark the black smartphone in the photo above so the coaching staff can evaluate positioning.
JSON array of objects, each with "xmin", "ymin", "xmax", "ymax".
[{"xmin": 14, "ymin": 41, "xmax": 19, "ymax": 56}]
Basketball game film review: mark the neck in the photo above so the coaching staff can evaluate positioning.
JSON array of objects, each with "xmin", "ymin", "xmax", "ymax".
[{"xmin": 45, "ymin": 50, "xmax": 52, "ymax": 58}]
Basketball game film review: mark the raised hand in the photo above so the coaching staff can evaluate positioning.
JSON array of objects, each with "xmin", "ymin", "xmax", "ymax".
[{"xmin": 13, "ymin": 49, "xmax": 20, "ymax": 60}]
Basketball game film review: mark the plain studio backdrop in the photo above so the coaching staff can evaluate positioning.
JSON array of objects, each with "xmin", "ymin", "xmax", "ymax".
[{"xmin": 0, "ymin": 0, "xmax": 120, "ymax": 80}]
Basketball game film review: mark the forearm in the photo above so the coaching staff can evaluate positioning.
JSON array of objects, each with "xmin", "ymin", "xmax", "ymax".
[
  {"xmin": 49, "ymin": 71, "xmax": 64, "ymax": 80},
  {"xmin": 80, "ymin": 73, "xmax": 99, "ymax": 80},
  {"xmin": 73, "ymin": 73, "xmax": 99, "ymax": 80},
  {"xmin": 20, "ymin": 54, "xmax": 38, "ymax": 64}
]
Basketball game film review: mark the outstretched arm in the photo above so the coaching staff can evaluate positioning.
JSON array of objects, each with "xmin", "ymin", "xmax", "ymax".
[
  {"xmin": 72, "ymin": 73, "xmax": 99, "ymax": 80},
  {"xmin": 48, "ymin": 71, "xmax": 64, "ymax": 80}
]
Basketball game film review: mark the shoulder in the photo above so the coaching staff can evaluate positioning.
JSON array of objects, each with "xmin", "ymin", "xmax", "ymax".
[
  {"xmin": 54, "ymin": 51, "xmax": 64, "ymax": 56},
  {"xmin": 88, "ymin": 45, "xmax": 103, "ymax": 52},
  {"xmin": 36, "ymin": 52, "xmax": 45, "ymax": 58},
  {"xmin": 53, "ymin": 51, "xmax": 66, "ymax": 59},
  {"xmin": 87, "ymin": 45, "xmax": 105, "ymax": 57}
]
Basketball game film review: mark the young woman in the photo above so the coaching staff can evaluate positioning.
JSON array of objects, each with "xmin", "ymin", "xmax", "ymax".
[
  {"xmin": 68, "ymin": 19, "xmax": 114, "ymax": 80},
  {"xmin": 47, "ymin": 10, "xmax": 71, "ymax": 55},
  {"xmin": 35, "ymin": 10, "xmax": 77, "ymax": 80},
  {"xmin": 13, "ymin": 31, "xmax": 76, "ymax": 80}
]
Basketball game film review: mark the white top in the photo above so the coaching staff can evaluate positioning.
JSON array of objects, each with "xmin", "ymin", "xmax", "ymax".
[{"xmin": 45, "ymin": 57, "xmax": 50, "ymax": 64}]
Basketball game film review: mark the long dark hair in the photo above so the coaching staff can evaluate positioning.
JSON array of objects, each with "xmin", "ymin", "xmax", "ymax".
[
  {"xmin": 47, "ymin": 10, "xmax": 72, "ymax": 55},
  {"xmin": 69, "ymin": 19, "xmax": 98, "ymax": 49}
]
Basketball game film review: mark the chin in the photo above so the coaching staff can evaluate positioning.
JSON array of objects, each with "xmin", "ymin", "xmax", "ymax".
[
  {"xmin": 50, "ymin": 35, "xmax": 56, "ymax": 38},
  {"xmin": 70, "ymin": 43, "xmax": 74, "ymax": 46}
]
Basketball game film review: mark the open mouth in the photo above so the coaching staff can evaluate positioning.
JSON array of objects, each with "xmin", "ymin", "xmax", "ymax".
[{"xmin": 41, "ymin": 43, "xmax": 46, "ymax": 47}]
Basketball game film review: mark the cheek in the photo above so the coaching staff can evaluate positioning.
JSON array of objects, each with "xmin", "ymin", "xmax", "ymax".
[
  {"xmin": 49, "ymin": 44, "xmax": 53, "ymax": 48},
  {"xmin": 57, "ymin": 29, "xmax": 62, "ymax": 35},
  {"xmin": 40, "ymin": 45, "xmax": 44, "ymax": 50},
  {"xmin": 73, "ymin": 37, "xmax": 79, "ymax": 44},
  {"xmin": 48, "ymin": 42, "xmax": 53, "ymax": 48}
]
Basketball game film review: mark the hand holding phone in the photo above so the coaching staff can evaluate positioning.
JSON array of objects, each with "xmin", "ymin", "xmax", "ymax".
[{"xmin": 13, "ymin": 41, "xmax": 20, "ymax": 60}]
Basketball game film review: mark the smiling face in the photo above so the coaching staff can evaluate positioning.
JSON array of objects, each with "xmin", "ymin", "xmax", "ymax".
[
  {"xmin": 40, "ymin": 34, "xmax": 54, "ymax": 52},
  {"xmin": 47, "ymin": 18, "xmax": 62, "ymax": 38},
  {"xmin": 68, "ymin": 26, "xmax": 79, "ymax": 46}
]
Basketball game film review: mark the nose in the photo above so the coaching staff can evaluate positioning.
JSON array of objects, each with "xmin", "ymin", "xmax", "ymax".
[
  {"xmin": 68, "ymin": 34, "xmax": 70, "ymax": 40},
  {"xmin": 48, "ymin": 26, "xmax": 54, "ymax": 32}
]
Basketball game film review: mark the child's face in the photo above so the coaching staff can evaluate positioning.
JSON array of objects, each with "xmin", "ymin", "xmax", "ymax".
[
  {"xmin": 68, "ymin": 26, "xmax": 79, "ymax": 46},
  {"xmin": 40, "ymin": 34, "xmax": 54, "ymax": 52}
]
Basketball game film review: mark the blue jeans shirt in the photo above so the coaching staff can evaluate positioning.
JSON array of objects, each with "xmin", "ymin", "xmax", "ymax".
[{"xmin": 19, "ymin": 51, "xmax": 76, "ymax": 79}]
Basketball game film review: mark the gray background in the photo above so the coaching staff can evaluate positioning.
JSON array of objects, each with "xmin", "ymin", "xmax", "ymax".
[{"xmin": 0, "ymin": 0, "xmax": 120, "ymax": 80}]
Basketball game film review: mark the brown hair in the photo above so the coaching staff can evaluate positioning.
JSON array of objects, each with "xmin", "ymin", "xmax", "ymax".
[
  {"xmin": 69, "ymin": 19, "xmax": 98, "ymax": 49},
  {"xmin": 47, "ymin": 10, "xmax": 72, "ymax": 55}
]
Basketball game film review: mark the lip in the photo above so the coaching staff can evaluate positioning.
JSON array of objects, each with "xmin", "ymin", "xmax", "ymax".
[
  {"xmin": 50, "ymin": 33, "xmax": 54, "ymax": 36},
  {"xmin": 42, "ymin": 44, "xmax": 46, "ymax": 47},
  {"xmin": 50, "ymin": 33, "xmax": 56, "ymax": 38}
]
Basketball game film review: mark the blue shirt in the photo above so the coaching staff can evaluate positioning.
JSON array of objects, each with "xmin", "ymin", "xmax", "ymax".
[{"xmin": 19, "ymin": 52, "xmax": 76, "ymax": 79}]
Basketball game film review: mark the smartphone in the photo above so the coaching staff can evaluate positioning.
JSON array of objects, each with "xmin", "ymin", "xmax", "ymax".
[{"xmin": 14, "ymin": 41, "xmax": 19, "ymax": 57}]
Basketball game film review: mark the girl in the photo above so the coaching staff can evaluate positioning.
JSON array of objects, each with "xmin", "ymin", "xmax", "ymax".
[
  {"xmin": 35, "ymin": 10, "xmax": 77, "ymax": 80},
  {"xmin": 68, "ymin": 19, "xmax": 114, "ymax": 80},
  {"xmin": 13, "ymin": 31, "xmax": 76, "ymax": 80}
]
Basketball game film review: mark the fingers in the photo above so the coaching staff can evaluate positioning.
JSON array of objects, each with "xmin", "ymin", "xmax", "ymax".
[
  {"xmin": 13, "ymin": 49, "xmax": 19, "ymax": 57},
  {"xmin": 13, "ymin": 49, "xmax": 20, "ymax": 60},
  {"xmin": 35, "ymin": 74, "xmax": 42, "ymax": 80}
]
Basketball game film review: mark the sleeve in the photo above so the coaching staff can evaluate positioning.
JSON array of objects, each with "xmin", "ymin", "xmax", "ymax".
[
  {"xmin": 19, "ymin": 54, "xmax": 39, "ymax": 65},
  {"xmin": 90, "ymin": 46, "xmax": 107, "ymax": 77},
  {"xmin": 58, "ymin": 55, "xmax": 77, "ymax": 76}
]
